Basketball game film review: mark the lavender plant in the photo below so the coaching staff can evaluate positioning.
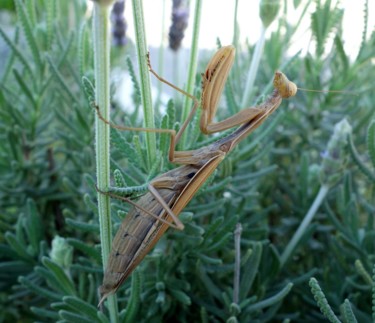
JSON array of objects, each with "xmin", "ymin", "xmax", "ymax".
[
  {"xmin": 0, "ymin": 0, "xmax": 374, "ymax": 322},
  {"xmin": 111, "ymin": 0, "xmax": 127, "ymax": 46},
  {"xmin": 168, "ymin": 0, "xmax": 189, "ymax": 51}
]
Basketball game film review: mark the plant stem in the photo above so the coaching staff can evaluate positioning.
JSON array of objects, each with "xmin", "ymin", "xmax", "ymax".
[
  {"xmin": 92, "ymin": 3, "xmax": 118, "ymax": 321},
  {"xmin": 172, "ymin": 52, "xmax": 180, "ymax": 105},
  {"xmin": 132, "ymin": 0, "xmax": 156, "ymax": 168},
  {"xmin": 280, "ymin": 184, "xmax": 330, "ymax": 268},
  {"xmin": 232, "ymin": 0, "xmax": 241, "ymax": 92},
  {"xmin": 232, "ymin": 0, "xmax": 240, "ymax": 49},
  {"xmin": 241, "ymin": 26, "xmax": 266, "ymax": 107},
  {"xmin": 180, "ymin": 0, "xmax": 202, "ymax": 148},
  {"xmin": 233, "ymin": 223, "xmax": 242, "ymax": 304},
  {"xmin": 155, "ymin": 0, "xmax": 166, "ymax": 113}
]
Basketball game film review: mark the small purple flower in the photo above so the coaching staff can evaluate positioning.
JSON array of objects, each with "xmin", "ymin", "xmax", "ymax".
[
  {"xmin": 111, "ymin": 0, "xmax": 127, "ymax": 46},
  {"xmin": 168, "ymin": 0, "xmax": 189, "ymax": 51}
]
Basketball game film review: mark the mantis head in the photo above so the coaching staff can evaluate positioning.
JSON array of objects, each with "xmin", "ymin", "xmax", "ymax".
[{"xmin": 273, "ymin": 71, "xmax": 297, "ymax": 99}]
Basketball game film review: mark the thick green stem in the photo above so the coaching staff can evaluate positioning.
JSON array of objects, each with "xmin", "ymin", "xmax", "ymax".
[
  {"xmin": 280, "ymin": 185, "xmax": 330, "ymax": 268},
  {"xmin": 132, "ymin": 0, "xmax": 156, "ymax": 168},
  {"xmin": 241, "ymin": 26, "xmax": 266, "ymax": 107},
  {"xmin": 180, "ymin": 0, "xmax": 202, "ymax": 148},
  {"xmin": 92, "ymin": 3, "xmax": 118, "ymax": 321},
  {"xmin": 233, "ymin": 223, "xmax": 242, "ymax": 304},
  {"xmin": 232, "ymin": 0, "xmax": 240, "ymax": 49},
  {"xmin": 231, "ymin": 0, "xmax": 241, "ymax": 92}
]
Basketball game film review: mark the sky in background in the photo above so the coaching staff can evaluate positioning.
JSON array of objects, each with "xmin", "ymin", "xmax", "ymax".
[
  {"xmin": 104, "ymin": 0, "xmax": 374, "ymax": 110},
  {"xmin": 122, "ymin": 0, "xmax": 374, "ymax": 59}
]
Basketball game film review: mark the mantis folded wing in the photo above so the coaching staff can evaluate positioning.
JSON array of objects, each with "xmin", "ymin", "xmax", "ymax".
[{"xmin": 97, "ymin": 45, "xmax": 297, "ymax": 306}]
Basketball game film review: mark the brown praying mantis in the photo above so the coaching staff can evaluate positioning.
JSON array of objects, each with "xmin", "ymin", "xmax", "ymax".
[{"xmin": 96, "ymin": 45, "xmax": 298, "ymax": 306}]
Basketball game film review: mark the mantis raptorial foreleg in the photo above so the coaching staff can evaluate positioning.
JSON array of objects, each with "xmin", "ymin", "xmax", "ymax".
[{"xmin": 148, "ymin": 46, "xmax": 296, "ymax": 136}]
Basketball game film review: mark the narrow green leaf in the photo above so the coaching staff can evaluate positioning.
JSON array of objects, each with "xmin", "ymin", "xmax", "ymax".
[
  {"xmin": 348, "ymin": 134, "xmax": 375, "ymax": 182},
  {"xmin": 239, "ymin": 243, "xmax": 262, "ymax": 300},
  {"xmin": 1, "ymin": 27, "xmax": 18, "ymax": 83},
  {"xmin": 224, "ymin": 74, "xmax": 238, "ymax": 116},
  {"xmin": 159, "ymin": 114, "xmax": 169, "ymax": 158},
  {"xmin": 0, "ymin": 260, "xmax": 32, "ymax": 277},
  {"xmin": 12, "ymin": 68, "xmax": 37, "ymax": 108},
  {"xmin": 66, "ymin": 219, "xmax": 99, "ymax": 233},
  {"xmin": 45, "ymin": 0, "xmax": 56, "ymax": 50},
  {"xmin": 205, "ymin": 232, "xmax": 232, "ymax": 253},
  {"xmin": 108, "ymin": 183, "xmax": 148, "ymax": 198},
  {"xmin": 15, "ymin": 0, "xmax": 42, "ymax": 69},
  {"xmin": 47, "ymin": 55, "xmax": 80, "ymax": 105},
  {"xmin": 70, "ymin": 264, "xmax": 102, "ymax": 274},
  {"xmin": 74, "ymin": 102, "xmax": 91, "ymax": 134},
  {"xmin": 83, "ymin": 194, "xmax": 100, "ymax": 217},
  {"xmin": 4, "ymin": 232, "xmax": 34, "ymax": 262},
  {"xmin": 0, "ymin": 26, "xmax": 33, "ymax": 76},
  {"xmin": 197, "ymin": 254, "xmax": 222, "ymax": 265},
  {"xmin": 340, "ymin": 299, "xmax": 358, "ymax": 323},
  {"xmin": 309, "ymin": 277, "xmax": 341, "ymax": 323},
  {"xmin": 354, "ymin": 259, "xmax": 372, "ymax": 285},
  {"xmin": 63, "ymin": 296, "xmax": 99, "ymax": 320},
  {"xmin": 97, "ymin": 310, "xmax": 110, "ymax": 323},
  {"xmin": 59, "ymin": 310, "xmax": 92, "ymax": 323},
  {"xmin": 25, "ymin": 199, "xmax": 43, "ymax": 255},
  {"xmin": 123, "ymin": 270, "xmax": 141, "ymax": 323},
  {"xmin": 111, "ymin": 129, "xmax": 141, "ymax": 168},
  {"xmin": 197, "ymin": 263, "xmax": 222, "ymax": 300},
  {"xmin": 41, "ymin": 33, "xmax": 75, "ymax": 95},
  {"xmin": 334, "ymin": 35, "xmax": 349, "ymax": 71},
  {"xmin": 25, "ymin": 0, "xmax": 37, "ymax": 25},
  {"xmin": 166, "ymin": 99, "xmax": 175, "ymax": 130},
  {"xmin": 114, "ymin": 169, "xmax": 126, "ymax": 188},
  {"xmin": 31, "ymin": 306, "xmax": 60, "ymax": 320},
  {"xmin": 19, "ymin": 276, "xmax": 62, "ymax": 301},
  {"xmin": 79, "ymin": 20, "xmax": 93, "ymax": 79},
  {"xmin": 133, "ymin": 135, "xmax": 147, "ymax": 171},
  {"xmin": 247, "ymin": 282, "xmax": 293, "ymax": 312},
  {"xmin": 367, "ymin": 120, "xmax": 375, "ymax": 170},
  {"xmin": 82, "ymin": 76, "xmax": 96, "ymax": 105},
  {"xmin": 42, "ymin": 257, "xmax": 76, "ymax": 296},
  {"xmin": 67, "ymin": 238, "xmax": 101, "ymax": 263},
  {"xmin": 299, "ymin": 153, "xmax": 309, "ymax": 209},
  {"xmin": 126, "ymin": 56, "xmax": 141, "ymax": 107},
  {"xmin": 169, "ymin": 288, "xmax": 191, "ymax": 305},
  {"xmin": 357, "ymin": 0, "xmax": 369, "ymax": 59},
  {"xmin": 204, "ymin": 216, "xmax": 224, "ymax": 239}
]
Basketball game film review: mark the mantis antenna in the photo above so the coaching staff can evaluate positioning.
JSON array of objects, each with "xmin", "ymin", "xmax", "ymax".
[{"xmin": 297, "ymin": 87, "xmax": 358, "ymax": 96}]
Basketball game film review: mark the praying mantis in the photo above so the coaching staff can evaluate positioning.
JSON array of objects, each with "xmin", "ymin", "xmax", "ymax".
[{"xmin": 96, "ymin": 45, "xmax": 298, "ymax": 306}]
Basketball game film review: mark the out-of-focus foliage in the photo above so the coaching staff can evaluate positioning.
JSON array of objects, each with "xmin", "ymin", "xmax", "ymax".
[{"xmin": 0, "ymin": 0, "xmax": 374, "ymax": 322}]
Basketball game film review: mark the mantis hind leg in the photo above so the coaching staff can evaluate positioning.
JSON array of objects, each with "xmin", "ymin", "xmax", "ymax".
[
  {"xmin": 147, "ymin": 184, "xmax": 184, "ymax": 230},
  {"xmin": 96, "ymin": 185, "xmax": 184, "ymax": 230}
]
